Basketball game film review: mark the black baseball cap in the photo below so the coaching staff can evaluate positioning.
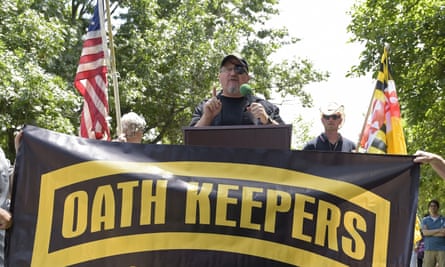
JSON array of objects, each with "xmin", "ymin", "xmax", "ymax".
[{"xmin": 220, "ymin": 54, "xmax": 249, "ymax": 72}]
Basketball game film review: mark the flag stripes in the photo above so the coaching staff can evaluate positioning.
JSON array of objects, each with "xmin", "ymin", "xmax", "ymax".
[
  {"xmin": 359, "ymin": 47, "xmax": 407, "ymax": 154},
  {"xmin": 74, "ymin": 1, "xmax": 110, "ymax": 140}
]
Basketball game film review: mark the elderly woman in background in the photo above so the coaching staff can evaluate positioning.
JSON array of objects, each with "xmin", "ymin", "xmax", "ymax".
[{"xmin": 115, "ymin": 112, "xmax": 146, "ymax": 143}]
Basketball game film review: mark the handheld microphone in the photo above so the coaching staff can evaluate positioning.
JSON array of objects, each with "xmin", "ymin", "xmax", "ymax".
[
  {"xmin": 240, "ymin": 83, "xmax": 253, "ymax": 106},
  {"xmin": 240, "ymin": 84, "xmax": 259, "ymax": 125}
]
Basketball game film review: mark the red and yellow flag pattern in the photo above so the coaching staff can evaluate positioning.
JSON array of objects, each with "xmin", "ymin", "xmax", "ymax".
[{"xmin": 359, "ymin": 47, "xmax": 407, "ymax": 154}]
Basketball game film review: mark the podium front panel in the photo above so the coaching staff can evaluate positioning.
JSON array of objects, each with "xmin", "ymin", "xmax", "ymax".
[{"xmin": 182, "ymin": 124, "xmax": 292, "ymax": 150}]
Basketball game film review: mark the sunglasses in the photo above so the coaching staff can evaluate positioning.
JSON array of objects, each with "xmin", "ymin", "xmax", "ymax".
[
  {"xmin": 220, "ymin": 65, "xmax": 247, "ymax": 75},
  {"xmin": 323, "ymin": 114, "xmax": 340, "ymax": 120}
]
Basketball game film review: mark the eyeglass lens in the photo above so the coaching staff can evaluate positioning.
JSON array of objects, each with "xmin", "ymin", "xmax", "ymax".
[{"xmin": 221, "ymin": 65, "xmax": 246, "ymax": 75}]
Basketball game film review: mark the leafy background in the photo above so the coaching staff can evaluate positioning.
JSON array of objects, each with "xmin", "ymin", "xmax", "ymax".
[{"xmin": 1, "ymin": 0, "xmax": 444, "ymax": 215}]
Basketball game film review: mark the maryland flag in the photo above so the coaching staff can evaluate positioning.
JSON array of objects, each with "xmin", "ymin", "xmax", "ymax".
[
  {"xmin": 358, "ymin": 46, "xmax": 422, "ymax": 253},
  {"xmin": 359, "ymin": 46, "xmax": 407, "ymax": 154}
]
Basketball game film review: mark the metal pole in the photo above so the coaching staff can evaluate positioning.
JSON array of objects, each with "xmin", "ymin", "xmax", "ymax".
[{"xmin": 103, "ymin": 0, "xmax": 122, "ymax": 136}]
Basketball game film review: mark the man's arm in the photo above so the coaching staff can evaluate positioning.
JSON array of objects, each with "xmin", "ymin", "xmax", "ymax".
[
  {"xmin": 191, "ymin": 87, "xmax": 221, "ymax": 127},
  {"xmin": 249, "ymin": 99, "xmax": 284, "ymax": 125},
  {"xmin": 193, "ymin": 113, "xmax": 216, "ymax": 127},
  {"xmin": 422, "ymin": 227, "xmax": 445, "ymax": 237}
]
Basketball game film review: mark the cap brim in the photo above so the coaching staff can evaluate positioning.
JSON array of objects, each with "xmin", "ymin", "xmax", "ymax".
[{"xmin": 220, "ymin": 54, "xmax": 248, "ymax": 71}]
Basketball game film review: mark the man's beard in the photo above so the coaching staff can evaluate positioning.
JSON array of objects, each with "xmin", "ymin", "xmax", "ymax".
[{"xmin": 227, "ymin": 86, "xmax": 239, "ymax": 95}]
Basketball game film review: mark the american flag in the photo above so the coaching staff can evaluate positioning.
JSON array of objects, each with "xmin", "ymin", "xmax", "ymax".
[{"xmin": 74, "ymin": 1, "xmax": 110, "ymax": 140}]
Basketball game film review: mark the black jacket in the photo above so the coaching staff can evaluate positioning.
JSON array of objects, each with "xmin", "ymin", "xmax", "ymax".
[
  {"xmin": 190, "ymin": 92, "xmax": 284, "ymax": 126},
  {"xmin": 303, "ymin": 133, "xmax": 356, "ymax": 152}
]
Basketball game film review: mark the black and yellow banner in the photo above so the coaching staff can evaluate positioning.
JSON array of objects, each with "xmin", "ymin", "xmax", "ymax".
[{"xmin": 7, "ymin": 126, "xmax": 419, "ymax": 266}]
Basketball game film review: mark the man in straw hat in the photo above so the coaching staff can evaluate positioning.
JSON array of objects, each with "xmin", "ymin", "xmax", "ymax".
[{"xmin": 303, "ymin": 102, "xmax": 356, "ymax": 152}]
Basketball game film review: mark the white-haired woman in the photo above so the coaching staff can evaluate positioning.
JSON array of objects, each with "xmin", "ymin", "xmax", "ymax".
[{"xmin": 115, "ymin": 112, "xmax": 146, "ymax": 143}]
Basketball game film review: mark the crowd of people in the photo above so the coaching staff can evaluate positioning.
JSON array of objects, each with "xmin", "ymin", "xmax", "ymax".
[{"xmin": 2, "ymin": 54, "xmax": 445, "ymax": 266}]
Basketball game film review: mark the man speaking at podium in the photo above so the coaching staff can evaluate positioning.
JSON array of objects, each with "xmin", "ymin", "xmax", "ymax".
[{"xmin": 190, "ymin": 54, "xmax": 284, "ymax": 127}]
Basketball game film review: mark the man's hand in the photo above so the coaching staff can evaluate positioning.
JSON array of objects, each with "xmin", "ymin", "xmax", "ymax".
[
  {"xmin": 414, "ymin": 150, "xmax": 442, "ymax": 164},
  {"xmin": 203, "ymin": 87, "xmax": 222, "ymax": 117},
  {"xmin": 414, "ymin": 150, "xmax": 445, "ymax": 179},
  {"xmin": 195, "ymin": 87, "xmax": 222, "ymax": 127},
  {"xmin": 247, "ymin": 103, "xmax": 275, "ymax": 125},
  {"xmin": 14, "ymin": 130, "xmax": 23, "ymax": 154},
  {"xmin": 0, "ymin": 208, "xmax": 12, "ymax": 230}
]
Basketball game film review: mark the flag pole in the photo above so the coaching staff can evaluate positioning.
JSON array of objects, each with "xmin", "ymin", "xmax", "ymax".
[
  {"xmin": 104, "ymin": 0, "xmax": 122, "ymax": 136},
  {"xmin": 356, "ymin": 83, "xmax": 375, "ymax": 151}
]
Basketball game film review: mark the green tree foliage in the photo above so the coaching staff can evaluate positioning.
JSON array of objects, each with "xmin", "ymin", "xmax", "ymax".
[
  {"xmin": 0, "ymin": 0, "xmax": 80, "ymax": 159},
  {"xmin": 290, "ymin": 115, "xmax": 312, "ymax": 150},
  {"xmin": 0, "ymin": 0, "xmax": 326, "ymax": 159},
  {"xmin": 113, "ymin": 0, "xmax": 326, "ymax": 144},
  {"xmin": 347, "ymin": 0, "xmax": 445, "ymax": 214}
]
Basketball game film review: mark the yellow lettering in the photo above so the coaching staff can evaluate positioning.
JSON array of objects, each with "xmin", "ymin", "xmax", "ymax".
[
  {"xmin": 264, "ymin": 189, "xmax": 291, "ymax": 233},
  {"xmin": 240, "ymin": 186, "xmax": 263, "ymax": 230},
  {"xmin": 342, "ymin": 211, "xmax": 366, "ymax": 260},
  {"xmin": 117, "ymin": 181, "xmax": 139, "ymax": 228},
  {"xmin": 140, "ymin": 180, "xmax": 168, "ymax": 225},
  {"xmin": 185, "ymin": 182, "xmax": 213, "ymax": 224},
  {"xmin": 60, "ymin": 176, "xmax": 370, "ymax": 266},
  {"xmin": 215, "ymin": 184, "xmax": 239, "ymax": 227},
  {"xmin": 91, "ymin": 185, "xmax": 115, "ymax": 232},
  {"xmin": 314, "ymin": 200, "xmax": 341, "ymax": 251},
  {"xmin": 62, "ymin": 191, "xmax": 88, "ymax": 238},
  {"xmin": 292, "ymin": 193, "xmax": 315, "ymax": 242}
]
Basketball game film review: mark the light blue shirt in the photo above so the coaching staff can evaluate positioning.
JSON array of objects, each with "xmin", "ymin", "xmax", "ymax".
[{"xmin": 422, "ymin": 215, "xmax": 445, "ymax": 251}]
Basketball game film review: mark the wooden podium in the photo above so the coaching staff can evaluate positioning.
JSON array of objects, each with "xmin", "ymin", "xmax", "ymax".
[{"xmin": 182, "ymin": 124, "xmax": 292, "ymax": 150}]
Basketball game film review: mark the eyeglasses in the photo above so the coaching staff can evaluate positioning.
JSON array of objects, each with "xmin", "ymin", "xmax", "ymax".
[
  {"xmin": 323, "ymin": 114, "xmax": 340, "ymax": 120},
  {"xmin": 220, "ymin": 65, "xmax": 247, "ymax": 75}
]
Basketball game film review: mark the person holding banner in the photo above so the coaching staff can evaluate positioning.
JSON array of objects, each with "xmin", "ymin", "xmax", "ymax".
[
  {"xmin": 303, "ymin": 102, "xmax": 356, "ymax": 152},
  {"xmin": 114, "ymin": 112, "xmax": 146, "ymax": 143},
  {"xmin": 190, "ymin": 54, "xmax": 284, "ymax": 126},
  {"xmin": 414, "ymin": 150, "xmax": 445, "ymax": 179},
  {"xmin": 0, "ymin": 147, "xmax": 12, "ymax": 267}
]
